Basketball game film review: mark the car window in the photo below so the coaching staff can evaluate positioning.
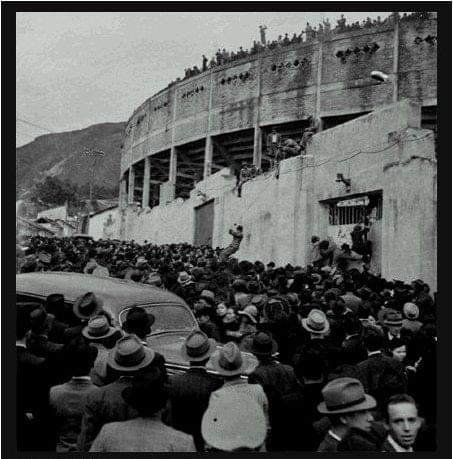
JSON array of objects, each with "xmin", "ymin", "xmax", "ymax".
[
  {"xmin": 119, "ymin": 304, "xmax": 196, "ymax": 334},
  {"xmin": 16, "ymin": 294, "xmax": 45, "ymax": 305}
]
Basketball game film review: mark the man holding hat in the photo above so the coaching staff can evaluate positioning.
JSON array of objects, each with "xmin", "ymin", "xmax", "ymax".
[
  {"xmin": 77, "ymin": 334, "xmax": 160, "ymax": 451},
  {"xmin": 82, "ymin": 315, "xmax": 123, "ymax": 386},
  {"xmin": 165, "ymin": 330, "xmax": 222, "ymax": 451},
  {"xmin": 317, "ymin": 377, "xmax": 382, "ymax": 451}
]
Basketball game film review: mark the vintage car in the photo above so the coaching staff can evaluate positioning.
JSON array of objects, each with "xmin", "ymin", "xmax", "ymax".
[{"xmin": 16, "ymin": 272, "xmax": 257, "ymax": 377}]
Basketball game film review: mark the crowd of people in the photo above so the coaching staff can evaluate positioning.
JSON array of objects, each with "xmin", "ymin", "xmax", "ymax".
[
  {"xmin": 16, "ymin": 229, "xmax": 437, "ymax": 452},
  {"xmin": 167, "ymin": 12, "xmax": 431, "ymax": 86}
]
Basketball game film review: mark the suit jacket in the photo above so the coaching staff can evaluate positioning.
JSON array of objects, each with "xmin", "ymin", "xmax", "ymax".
[
  {"xmin": 49, "ymin": 377, "xmax": 99, "ymax": 452},
  {"xmin": 90, "ymin": 416, "xmax": 196, "ymax": 452},
  {"xmin": 77, "ymin": 377, "xmax": 139, "ymax": 451},
  {"xmin": 165, "ymin": 367, "xmax": 222, "ymax": 450},
  {"xmin": 338, "ymin": 427, "xmax": 382, "ymax": 451},
  {"xmin": 17, "ymin": 346, "xmax": 52, "ymax": 451}
]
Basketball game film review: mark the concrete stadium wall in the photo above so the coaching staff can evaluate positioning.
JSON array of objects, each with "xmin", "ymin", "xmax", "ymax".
[
  {"xmin": 122, "ymin": 100, "xmax": 437, "ymax": 289},
  {"xmin": 120, "ymin": 14, "xmax": 437, "ymax": 175},
  {"xmin": 89, "ymin": 208, "xmax": 120, "ymax": 241}
]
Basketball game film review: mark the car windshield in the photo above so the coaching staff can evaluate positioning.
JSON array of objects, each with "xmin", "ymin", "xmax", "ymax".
[{"xmin": 119, "ymin": 304, "xmax": 195, "ymax": 334}]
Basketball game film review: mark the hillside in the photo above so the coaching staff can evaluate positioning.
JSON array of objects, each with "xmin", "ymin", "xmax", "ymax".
[{"xmin": 16, "ymin": 122, "xmax": 126, "ymax": 198}]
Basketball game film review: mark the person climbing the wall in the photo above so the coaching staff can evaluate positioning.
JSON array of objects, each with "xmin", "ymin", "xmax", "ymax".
[{"xmin": 219, "ymin": 224, "xmax": 244, "ymax": 262}]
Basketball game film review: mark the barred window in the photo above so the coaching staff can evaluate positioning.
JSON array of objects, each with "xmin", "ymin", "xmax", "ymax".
[{"xmin": 328, "ymin": 194, "xmax": 382, "ymax": 225}]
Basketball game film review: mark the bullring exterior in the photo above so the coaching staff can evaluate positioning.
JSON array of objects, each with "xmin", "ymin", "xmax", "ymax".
[{"xmin": 118, "ymin": 13, "xmax": 437, "ymax": 289}]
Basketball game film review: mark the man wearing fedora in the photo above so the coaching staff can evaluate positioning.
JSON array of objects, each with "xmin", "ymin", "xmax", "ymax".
[
  {"xmin": 64, "ymin": 292, "xmax": 104, "ymax": 343},
  {"xmin": 49, "ymin": 337, "xmax": 99, "ymax": 452},
  {"xmin": 45, "ymin": 293, "xmax": 69, "ymax": 344},
  {"xmin": 248, "ymin": 331, "xmax": 306, "ymax": 451},
  {"xmin": 90, "ymin": 375, "xmax": 196, "ymax": 452},
  {"xmin": 317, "ymin": 377, "xmax": 383, "ymax": 451},
  {"xmin": 209, "ymin": 342, "xmax": 269, "ymax": 428},
  {"xmin": 357, "ymin": 330, "xmax": 407, "ymax": 407},
  {"xmin": 82, "ymin": 315, "xmax": 123, "ymax": 386},
  {"xmin": 77, "ymin": 334, "xmax": 160, "ymax": 451},
  {"xmin": 164, "ymin": 330, "xmax": 222, "ymax": 451}
]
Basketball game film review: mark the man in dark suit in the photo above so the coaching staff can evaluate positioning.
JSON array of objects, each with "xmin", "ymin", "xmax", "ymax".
[
  {"xmin": 247, "ymin": 331, "xmax": 311, "ymax": 451},
  {"xmin": 16, "ymin": 305, "xmax": 52, "ymax": 451},
  {"xmin": 49, "ymin": 337, "xmax": 99, "ymax": 451},
  {"xmin": 357, "ymin": 330, "xmax": 407, "ymax": 407},
  {"xmin": 121, "ymin": 306, "xmax": 167, "ymax": 382},
  {"xmin": 164, "ymin": 330, "xmax": 222, "ymax": 451},
  {"xmin": 77, "ymin": 334, "xmax": 160, "ymax": 451}
]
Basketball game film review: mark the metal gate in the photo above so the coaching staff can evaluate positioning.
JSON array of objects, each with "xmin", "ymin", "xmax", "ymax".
[{"xmin": 193, "ymin": 200, "xmax": 215, "ymax": 247}]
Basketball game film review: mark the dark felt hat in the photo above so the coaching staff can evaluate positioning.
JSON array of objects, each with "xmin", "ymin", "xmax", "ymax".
[
  {"xmin": 73, "ymin": 292, "xmax": 103, "ymax": 320},
  {"xmin": 318, "ymin": 377, "xmax": 376, "ymax": 414}
]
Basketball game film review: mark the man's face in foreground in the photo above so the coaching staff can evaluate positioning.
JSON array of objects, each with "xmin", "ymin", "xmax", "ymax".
[{"xmin": 387, "ymin": 402, "xmax": 421, "ymax": 448}]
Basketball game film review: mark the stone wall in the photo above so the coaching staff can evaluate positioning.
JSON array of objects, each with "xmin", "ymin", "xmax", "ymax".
[
  {"xmin": 121, "ymin": 13, "xmax": 437, "ymax": 175},
  {"xmin": 122, "ymin": 100, "xmax": 437, "ymax": 289}
]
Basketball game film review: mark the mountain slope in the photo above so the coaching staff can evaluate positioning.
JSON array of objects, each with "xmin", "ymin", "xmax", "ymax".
[{"xmin": 16, "ymin": 122, "xmax": 126, "ymax": 197}]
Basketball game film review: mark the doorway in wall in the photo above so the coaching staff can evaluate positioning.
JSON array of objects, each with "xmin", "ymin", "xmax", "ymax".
[{"xmin": 194, "ymin": 199, "xmax": 215, "ymax": 247}]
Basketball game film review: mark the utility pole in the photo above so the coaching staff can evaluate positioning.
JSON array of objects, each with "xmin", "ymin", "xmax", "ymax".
[{"xmin": 82, "ymin": 147, "xmax": 105, "ymax": 208}]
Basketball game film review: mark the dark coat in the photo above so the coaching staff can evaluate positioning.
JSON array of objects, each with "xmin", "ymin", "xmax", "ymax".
[
  {"xmin": 164, "ymin": 367, "xmax": 222, "ymax": 451},
  {"xmin": 338, "ymin": 427, "xmax": 383, "ymax": 451},
  {"xmin": 248, "ymin": 359, "xmax": 311, "ymax": 451},
  {"xmin": 16, "ymin": 346, "xmax": 52, "ymax": 451},
  {"xmin": 199, "ymin": 320, "xmax": 221, "ymax": 342},
  {"xmin": 357, "ymin": 352, "xmax": 407, "ymax": 405},
  {"xmin": 77, "ymin": 377, "xmax": 139, "ymax": 452}
]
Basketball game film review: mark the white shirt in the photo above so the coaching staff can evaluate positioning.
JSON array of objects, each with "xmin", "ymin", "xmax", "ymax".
[{"xmin": 386, "ymin": 435, "xmax": 414, "ymax": 452}]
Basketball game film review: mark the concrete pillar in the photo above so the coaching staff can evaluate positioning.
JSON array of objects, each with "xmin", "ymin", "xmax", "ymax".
[
  {"xmin": 142, "ymin": 157, "xmax": 151, "ymax": 208},
  {"xmin": 253, "ymin": 126, "xmax": 262, "ymax": 169},
  {"xmin": 119, "ymin": 178, "xmax": 127, "ymax": 208},
  {"xmin": 128, "ymin": 165, "xmax": 135, "ymax": 204},
  {"xmin": 204, "ymin": 136, "xmax": 213, "ymax": 179},
  {"xmin": 169, "ymin": 146, "xmax": 177, "ymax": 184}
]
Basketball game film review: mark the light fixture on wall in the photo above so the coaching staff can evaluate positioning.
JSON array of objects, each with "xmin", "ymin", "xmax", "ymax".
[
  {"xmin": 370, "ymin": 70, "xmax": 390, "ymax": 83},
  {"xmin": 336, "ymin": 173, "xmax": 351, "ymax": 192},
  {"xmin": 196, "ymin": 190, "xmax": 208, "ymax": 202}
]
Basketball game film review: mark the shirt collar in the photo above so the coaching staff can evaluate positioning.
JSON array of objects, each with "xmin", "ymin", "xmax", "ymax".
[
  {"xmin": 387, "ymin": 434, "xmax": 413, "ymax": 452},
  {"xmin": 328, "ymin": 430, "xmax": 342, "ymax": 442},
  {"xmin": 223, "ymin": 378, "xmax": 246, "ymax": 387}
]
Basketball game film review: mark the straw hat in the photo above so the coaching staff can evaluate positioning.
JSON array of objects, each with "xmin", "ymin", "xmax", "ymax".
[
  {"xmin": 302, "ymin": 309, "xmax": 330, "ymax": 334},
  {"xmin": 82, "ymin": 315, "xmax": 118, "ymax": 341}
]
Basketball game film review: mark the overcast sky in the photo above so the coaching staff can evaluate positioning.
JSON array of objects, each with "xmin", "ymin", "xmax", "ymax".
[{"xmin": 16, "ymin": 11, "xmax": 395, "ymax": 147}]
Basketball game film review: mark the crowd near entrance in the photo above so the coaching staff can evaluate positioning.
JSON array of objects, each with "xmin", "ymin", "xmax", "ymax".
[{"xmin": 15, "ymin": 227, "xmax": 437, "ymax": 452}]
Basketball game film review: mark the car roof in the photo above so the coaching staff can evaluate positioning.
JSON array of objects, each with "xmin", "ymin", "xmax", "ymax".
[{"xmin": 16, "ymin": 272, "xmax": 187, "ymax": 316}]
